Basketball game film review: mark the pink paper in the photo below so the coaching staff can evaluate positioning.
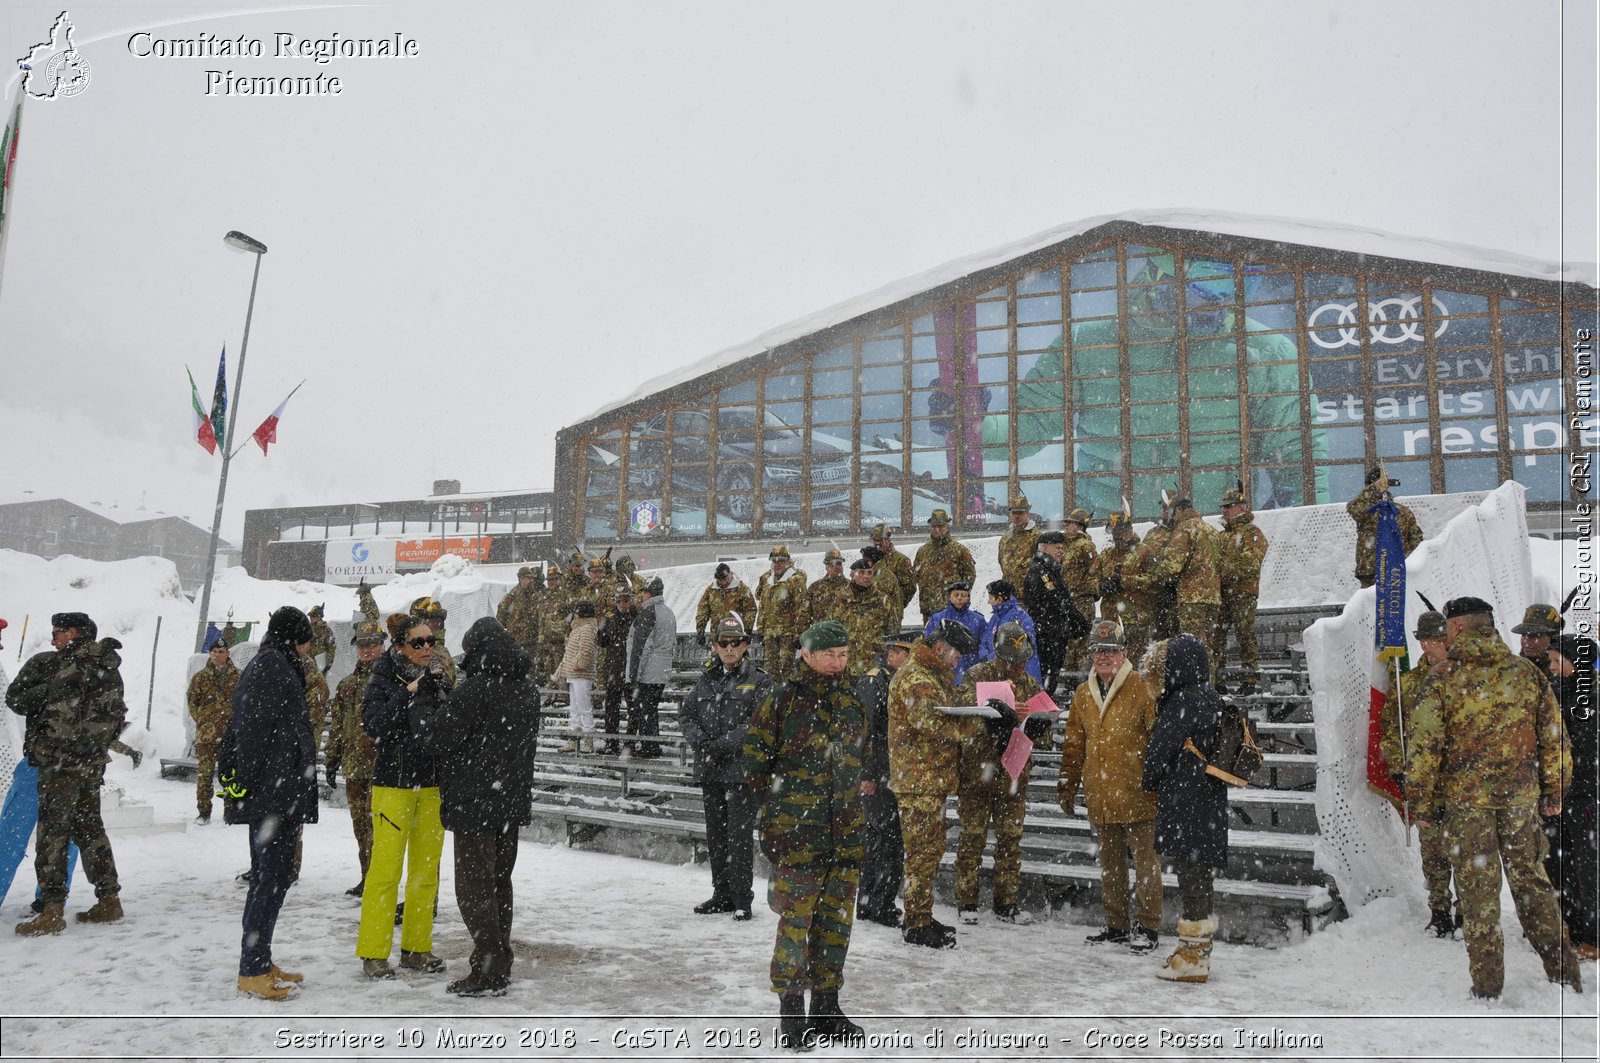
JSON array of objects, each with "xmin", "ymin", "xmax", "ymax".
[
  {"xmin": 1023, "ymin": 690, "xmax": 1061, "ymax": 717},
  {"xmin": 975, "ymin": 680, "xmax": 1015, "ymax": 710},
  {"xmin": 1000, "ymin": 728, "xmax": 1033, "ymax": 783}
]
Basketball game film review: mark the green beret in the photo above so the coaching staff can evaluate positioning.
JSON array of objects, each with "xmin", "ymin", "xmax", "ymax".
[{"xmin": 800, "ymin": 619, "xmax": 849, "ymax": 651}]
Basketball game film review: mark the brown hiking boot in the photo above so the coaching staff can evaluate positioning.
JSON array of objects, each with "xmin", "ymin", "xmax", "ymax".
[
  {"xmin": 237, "ymin": 973, "xmax": 294, "ymax": 1000},
  {"xmin": 15, "ymin": 902, "xmax": 66, "ymax": 936},
  {"xmin": 270, "ymin": 964, "xmax": 303, "ymax": 984},
  {"xmin": 76, "ymin": 894, "xmax": 124, "ymax": 924}
]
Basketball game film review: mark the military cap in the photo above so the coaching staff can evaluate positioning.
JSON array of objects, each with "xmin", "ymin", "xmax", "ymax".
[
  {"xmin": 870, "ymin": 523, "xmax": 894, "ymax": 541},
  {"xmin": 769, "ymin": 544, "xmax": 792, "ymax": 561},
  {"xmin": 714, "ymin": 615, "xmax": 751, "ymax": 642},
  {"xmin": 931, "ymin": 617, "xmax": 977, "ymax": 656},
  {"xmin": 410, "ymin": 596, "xmax": 447, "ymax": 622},
  {"xmin": 544, "ymin": 566, "xmax": 562, "ymax": 582},
  {"xmin": 945, "ymin": 579, "xmax": 973, "ymax": 594},
  {"xmin": 800, "ymin": 619, "xmax": 849, "ymax": 651},
  {"xmin": 204, "ymin": 631, "xmax": 229, "ymax": 652},
  {"xmin": 1008, "ymin": 495, "xmax": 1031, "ymax": 512},
  {"xmin": 587, "ymin": 557, "xmax": 608, "ymax": 572},
  {"xmin": 644, "ymin": 576, "xmax": 665, "ymax": 596},
  {"xmin": 1088, "ymin": 619, "xmax": 1126, "ymax": 651},
  {"xmin": 1064, "ymin": 508, "xmax": 1092, "ymax": 527},
  {"xmin": 615, "ymin": 556, "xmax": 636, "ymax": 573},
  {"xmin": 714, "ymin": 562, "xmax": 733, "ymax": 580},
  {"xmin": 50, "ymin": 611, "xmax": 93, "ymax": 632},
  {"xmin": 1444, "ymin": 596, "xmax": 1494, "ymax": 619},
  {"xmin": 986, "ymin": 578, "xmax": 1017, "ymax": 600},
  {"xmin": 1511, "ymin": 603, "xmax": 1564, "ymax": 635},
  {"xmin": 1412, "ymin": 611, "xmax": 1447, "ymax": 641},
  {"xmin": 567, "ymin": 550, "xmax": 584, "ymax": 567},
  {"xmin": 1038, "ymin": 530, "xmax": 1066, "ymax": 545},
  {"xmin": 1219, "ymin": 486, "xmax": 1249, "ymax": 508},
  {"xmin": 993, "ymin": 621, "xmax": 1034, "ymax": 663},
  {"xmin": 516, "ymin": 564, "xmax": 538, "ymax": 578},
  {"xmin": 849, "ymin": 557, "xmax": 874, "ymax": 572},
  {"xmin": 927, "ymin": 509, "xmax": 952, "ymax": 527},
  {"xmin": 1171, "ymin": 498, "xmax": 1196, "ymax": 514},
  {"xmin": 1107, "ymin": 512, "xmax": 1135, "ymax": 537},
  {"xmin": 308, "ymin": 603, "xmax": 325, "ymax": 619},
  {"xmin": 614, "ymin": 586, "xmax": 634, "ymax": 600},
  {"xmin": 823, "ymin": 548, "xmax": 845, "ymax": 564},
  {"xmin": 350, "ymin": 620, "xmax": 387, "ymax": 646},
  {"xmin": 883, "ymin": 635, "xmax": 916, "ymax": 652}
]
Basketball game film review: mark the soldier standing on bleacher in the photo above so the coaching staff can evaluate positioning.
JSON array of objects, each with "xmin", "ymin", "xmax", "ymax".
[
  {"xmin": 756, "ymin": 547, "xmax": 808, "ymax": 684},
  {"xmin": 695, "ymin": 564, "xmax": 758, "ymax": 646},
  {"xmin": 596, "ymin": 588, "xmax": 637, "ymax": 756},
  {"xmin": 1092, "ymin": 513, "xmax": 1152, "ymax": 667},
  {"xmin": 1213, "ymin": 485, "xmax": 1269, "ymax": 694},
  {"xmin": 1347, "ymin": 466, "xmax": 1423, "ymax": 589},
  {"xmin": 996, "ymin": 496, "xmax": 1040, "ymax": 592},
  {"xmin": 188, "ymin": 635, "xmax": 238, "ymax": 825},
  {"xmin": 681, "ymin": 616, "xmax": 772, "ymax": 922},
  {"xmin": 496, "ymin": 566, "xmax": 546, "ymax": 680},
  {"xmin": 1125, "ymin": 498, "xmax": 1219, "ymax": 667},
  {"xmin": 538, "ymin": 567, "xmax": 569, "ymax": 681},
  {"xmin": 802, "ymin": 550, "xmax": 851, "ymax": 627}
]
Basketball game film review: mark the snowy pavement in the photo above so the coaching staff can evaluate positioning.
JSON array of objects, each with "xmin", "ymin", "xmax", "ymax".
[{"xmin": 0, "ymin": 763, "xmax": 1595, "ymax": 1062}]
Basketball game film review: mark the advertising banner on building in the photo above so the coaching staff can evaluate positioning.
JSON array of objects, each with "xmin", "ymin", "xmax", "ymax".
[
  {"xmin": 324, "ymin": 538, "xmax": 397, "ymax": 584},
  {"xmin": 395, "ymin": 536, "xmax": 494, "ymax": 565}
]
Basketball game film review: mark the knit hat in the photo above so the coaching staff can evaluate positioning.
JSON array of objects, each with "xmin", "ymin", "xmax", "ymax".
[
  {"xmin": 267, "ymin": 606, "xmax": 314, "ymax": 646},
  {"xmin": 51, "ymin": 611, "xmax": 93, "ymax": 632},
  {"xmin": 800, "ymin": 620, "xmax": 849, "ymax": 651}
]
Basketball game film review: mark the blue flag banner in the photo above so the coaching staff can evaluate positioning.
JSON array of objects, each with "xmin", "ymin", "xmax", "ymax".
[
  {"xmin": 1372, "ymin": 496, "xmax": 1408, "ymax": 660},
  {"xmin": 209, "ymin": 346, "xmax": 228, "ymax": 448}
]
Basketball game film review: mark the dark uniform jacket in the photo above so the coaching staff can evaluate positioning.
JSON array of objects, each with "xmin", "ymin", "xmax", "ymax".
[
  {"xmin": 436, "ymin": 618, "xmax": 541, "ymax": 834},
  {"xmin": 680, "ymin": 656, "xmax": 773, "ymax": 786},
  {"xmin": 854, "ymin": 662, "xmax": 896, "ymax": 790},
  {"xmin": 7, "ymin": 637, "xmax": 128, "ymax": 771},
  {"xmin": 1141, "ymin": 635, "xmax": 1228, "ymax": 867},
  {"xmin": 220, "ymin": 638, "xmax": 319, "ymax": 826},
  {"xmin": 362, "ymin": 645, "xmax": 452, "ymax": 789}
]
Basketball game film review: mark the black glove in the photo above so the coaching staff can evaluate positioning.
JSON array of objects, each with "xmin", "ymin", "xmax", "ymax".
[
  {"xmin": 325, "ymin": 758, "xmax": 340, "ymax": 787},
  {"xmin": 1098, "ymin": 573, "xmax": 1122, "ymax": 599},
  {"xmin": 860, "ymin": 545, "xmax": 885, "ymax": 564},
  {"xmin": 697, "ymin": 631, "xmax": 708, "ymax": 647},
  {"xmin": 1023, "ymin": 714, "xmax": 1053, "ymax": 743},
  {"xmin": 983, "ymin": 698, "xmax": 1018, "ymax": 748}
]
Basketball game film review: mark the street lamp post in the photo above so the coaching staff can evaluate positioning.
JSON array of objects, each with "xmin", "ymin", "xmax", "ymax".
[{"xmin": 193, "ymin": 230, "xmax": 269, "ymax": 652}]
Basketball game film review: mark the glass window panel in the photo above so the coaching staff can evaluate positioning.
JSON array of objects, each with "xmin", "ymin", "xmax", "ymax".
[
  {"xmin": 911, "ymin": 361, "xmax": 942, "ymax": 388},
  {"xmin": 1503, "ymin": 343, "xmax": 1562, "ymax": 383},
  {"xmin": 1018, "ymin": 324, "xmax": 1061, "ymax": 352},
  {"xmin": 969, "ymin": 479, "xmax": 1011, "ymax": 525},
  {"xmin": 1125, "ymin": 248, "xmax": 1174, "ymax": 284},
  {"xmin": 1512, "ymin": 454, "xmax": 1569, "ymax": 503},
  {"xmin": 1128, "ymin": 402, "xmax": 1174, "ymax": 435},
  {"xmin": 1436, "ymin": 290, "xmax": 1490, "ymax": 315},
  {"xmin": 810, "ymin": 396, "xmax": 851, "ymax": 424},
  {"xmin": 1186, "ymin": 257, "xmax": 1233, "ymax": 280},
  {"xmin": 715, "ymin": 406, "xmax": 757, "ymax": 450},
  {"xmin": 1071, "ymin": 290, "xmax": 1117, "ymax": 320},
  {"xmin": 1015, "ymin": 435, "xmax": 1065, "ymax": 477},
  {"xmin": 977, "ymin": 287, "xmax": 1005, "ymax": 299},
  {"xmin": 1376, "ymin": 421, "xmax": 1433, "ymax": 458},
  {"xmin": 1131, "ymin": 474, "xmax": 1177, "ymax": 521},
  {"xmin": 911, "ymin": 314, "xmax": 937, "ymax": 335},
  {"xmin": 908, "ymin": 482, "xmax": 955, "ymax": 527},
  {"xmin": 1246, "ymin": 362, "xmax": 1300, "ymax": 394},
  {"xmin": 1188, "ymin": 432, "xmax": 1242, "ymax": 470},
  {"xmin": 814, "ymin": 344, "xmax": 852, "ymax": 370},
  {"xmin": 719, "ymin": 380, "xmax": 756, "ymax": 404},
  {"xmin": 1381, "ymin": 459, "xmax": 1432, "ymax": 497},
  {"xmin": 584, "ymin": 504, "xmax": 619, "ymax": 540},
  {"xmin": 856, "ymin": 484, "xmax": 900, "ymax": 530},
  {"xmin": 585, "ymin": 468, "xmax": 619, "ymax": 497},
  {"xmin": 666, "ymin": 495, "xmax": 706, "ymax": 537},
  {"xmin": 627, "ymin": 462, "xmax": 663, "ymax": 493},
  {"xmin": 1014, "ymin": 478, "xmax": 1063, "ymax": 520},
  {"xmin": 761, "ymin": 428, "xmax": 807, "ymax": 462},
  {"xmin": 1252, "ymin": 421, "xmax": 1313, "ymax": 468},
  {"xmin": 1186, "ymin": 336, "xmax": 1236, "ymax": 368},
  {"xmin": 861, "ymin": 336, "xmax": 904, "ymax": 364},
  {"xmin": 670, "ymin": 428, "xmax": 709, "ymax": 465},
  {"xmin": 1244, "ymin": 272, "xmax": 1296, "ymax": 304},
  {"xmin": 1073, "ymin": 474, "xmax": 1122, "ymax": 518},
  {"xmin": 1074, "ymin": 377, "xmax": 1121, "ymax": 406},
  {"xmin": 1372, "ymin": 389, "xmax": 1430, "ymax": 421},
  {"xmin": 1017, "ymin": 294, "xmax": 1060, "ymax": 324},
  {"xmin": 909, "ymin": 415, "xmax": 942, "ymax": 448},
  {"xmin": 1128, "ymin": 338, "xmax": 1177, "ymax": 372},
  {"xmin": 668, "ymin": 461, "xmax": 708, "ymax": 500},
  {"xmin": 1070, "ymin": 260, "xmax": 1118, "ymax": 290},
  {"xmin": 766, "ymin": 400, "xmax": 804, "ymax": 426},
  {"xmin": 813, "ymin": 368, "xmax": 852, "ymax": 396},
  {"xmin": 1072, "ymin": 346, "xmax": 1118, "ymax": 378},
  {"xmin": 860, "ymin": 392, "xmax": 902, "ymax": 422},
  {"xmin": 1320, "ymin": 425, "xmax": 1366, "ymax": 462},
  {"xmin": 759, "ymin": 494, "xmax": 803, "ymax": 536},
  {"xmin": 909, "ymin": 449, "xmax": 948, "ymax": 478},
  {"xmin": 1017, "ymin": 349, "xmax": 1065, "ymax": 380},
  {"xmin": 1251, "ymin": 467, "xmax": 1305, "ymax": 510},
  {"xmin": 1504, "ymin": 378, "xmax": 1563, "ymax": 413},
  {"xmin": 975, "ymin": 328, "xmax": 1009, "ymax": 355},
  {"xmin": 1305, "ymin": 273, "xmax": 1359, "ymax": 299},
  {"xmin": 1443, "ymin": 457, "xmax": 1499, "ymax": 493},
  {"xmin": 1128, "ymin": 373, "xmax": 1179, "ymax": 402},
  {"xmin": 1243, "ymin": 303, "xmax": 1297, "ymax": 332},
  {"xmin": 1499, "ymin": 312, "xmax": 1559, "ymax": 343},
  {"xmin": 1189, "ymin": 398, "xmax": 1239, "ymax": 435},
  {"xmin": 1187, "ymin": 310, "xmax": 1236, "ymax": 337},
  {"xmin": 977, "ymin": 356, "xmax": 1009, "ymax": 385},
  {"xmin": 1325, "ymin": 463, "xmax": 1369, "ymax": 504},
  {"xmin": 860, "ymin": 364, "xmax": 903, "ymax": 392},
  {"xmin": 982, "ymin": 386, "xmax": 1009, "ymax": 416},
  {"xmin": 1189, "ymin": 368, "xmax": 1238, "ymax": 398},
  {"xmin": 1191, "ymin": 470, "xmax": 1234, "ymax": 508},
  {"xmin": 1130, "ymin": 436, "xmax": 1181, "ymax": 470},
  {"xmin": 765, "ymin": 372, "xmax": 806, "ymax": 403},
  {"xmin": 975, "ymin": 301, "xmax": 1008, "ymax": 329},
  {"xmin": 1018, "ymin": 268, "xmax": 1061, "ymax": 296},
  {"xmin": 672, "ymin": 408, "xmax": 711, "ymax": 434}
]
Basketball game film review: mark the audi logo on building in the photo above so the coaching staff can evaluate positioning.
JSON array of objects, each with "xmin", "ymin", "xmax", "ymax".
[{"xmin": 1307, "ymin": 295, "xmax": 1450, "ymax": 350}]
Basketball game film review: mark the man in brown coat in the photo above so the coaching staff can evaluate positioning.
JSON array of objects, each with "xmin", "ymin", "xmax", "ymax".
[{"xmin": 1059, "ymin": 620, "xmax": 1162, "ymax": 952}]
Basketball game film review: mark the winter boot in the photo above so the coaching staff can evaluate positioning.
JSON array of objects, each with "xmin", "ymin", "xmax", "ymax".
[
  {"xmin": 581, "ymin": 732, "xmax": 596, "ymax": 754},
  {"xmin": 694, "ymin": 896, "xmax": 736, "ymax": 915},
  {"xmin": 1156, "ymin": 916, "xmax": 1216, "ymax": 983},
  {"xmin": 992, "ymin": 902, "xmax": 1033, "ymax": 925},
  {"xmin": 733, "ymin": 906, "xmax": 753, "ymax": 921},
  {"xmin": 345, "ymin": 880, "xmax": 365, "ymax": 897},
  {"xmin": 14, "ymin": 902, "xmax": 66, "ymax": 937},
  {"xmin": 1129, "ymin": 926, "xmax": 1161, "ymax": 954},
  {"xmin": 237, "ymin": 973, "xmax": 294, "ymax": 1000},
  {"xmin": 809, "ymin": 989, "xmax": 863, "ymax": 1041},
  {"xmin": 76, "ymin": 894, "xmax": 124, "ymax": 924},
  {"xmin": 362, "ymin": 958, "xmax": 396, "ymax": 980},
  {"xmin": 902, "ymin": 919, "xmax": 958, "ymax": 949},
  {"xmin": 400, "ymin": 949, "xmax": 447, "ymax": 973},
  {"xmin": 447, "ymin": 972, "xmax": 508, "ymax": 997},
  {"xmin": 1425, "ymin": 908, "xmax": 1455, "ymax": 937},
  {"xmin": 270, "ymin": 964, "xmax": 303, "ymax": 984},
  {"xmin": 777, "ymin": 992, "xmax": 812, "ymax": 1053},
  {"xmin": 1085, "ymin": 926, "xmax": 1130, "ymax": 946},
  {"xmin": 957, "ymin": 905, "xmax": 980, "ymax": 925}
]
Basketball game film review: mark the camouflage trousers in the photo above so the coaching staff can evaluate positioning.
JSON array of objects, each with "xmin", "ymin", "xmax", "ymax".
[
  {"xmin": 767, "ymin": 861, "xmax": 859, "ymax": 994},
  {"xmin": 1177, "ymin": 603, "xmax": 1219, "ymax": 666},
  {"xmin": 1417, "ymin": 818, "xmax": 1455, "ymax": 913},
  {"xmin": 195, "ymin": 734, "xmax": 220, "ymax": 815},
  {"xmin": 1212, "ymin": 594, "xmax": 1260, "ymax": 687},
  {"xmin": 1445, "ymin": 804, "xmax": 1579, "ymax": 996},
  {"xmin": 898, "ymin": 794, "xmax": 950, "ymax": 929},
  {"xmin": 346, "ymin": 779, "xmax": 374, "ymax": 880},
  {"xmin": 1095, "ymin": 820, "xmax": 1162, "ymax": 932},
  {"xmin": 35, "ymin": 765, "xmax": 120, "ymax": 905},
  {"xmin": 954, "ymin": 780, "xmax": 1026, "ymax": 909},
  {"xmin": 762, "ymin": 636, "xmax": 801, "ymax": 684}
]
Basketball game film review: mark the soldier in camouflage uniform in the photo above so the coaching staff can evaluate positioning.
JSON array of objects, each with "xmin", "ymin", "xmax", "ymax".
[
  {"xmin": 560, "ymin": 550, "xmax": 589, "ymax": 614},
  {"xmin": 584, "ymin": 558, "xmax": 623, "ymax": 700},
  {"xmin": 839, "ymin": 559, "xmax": 896, "ymax": 680},
  {"xmin": 1212, "ymin": 486, "xmax": 1270, "ymax": 693},
  {"xmin": 802, "ymin": 549, "xmax": 851, "ymax": 627},
  {"xmin": 868, "ymin": 524, "xmax": 916, "ymax": 618},
  {"xmin": 9, "ymin": 612, "xmax": 127, "ymax": 935},
  {"xmin": 997, "ymin": 496, "xmax": 1041, "ymax": 592},
  {"xmin": 1378, "ymin": 610, "xmax": 1458, "ymax": 935},
  {"xmin": 1125, "ymin": 499, "xmax": 1219, "ymax": 666},
  {"xmin": 1129, "ymin": 501, "xmax": 1179, "ymax": 643},
  {"xmin": 1059, "ymin": 509, "xmax": 1100, "ymax": 672},
  {"xmin": 326, "ymin": 621, "xmax": 385, "ymax": 896},
  {"xmin": 538, "ymin": 567, "xmax": 569, "ymax": 680},
  {"xmin": 911, "ymin": 510, "xmax": 976, "ymax": 627},
  {"xmin": 888, "ymin": 620, "xmax": 982, "ymax": 949},
  {"xmin": 1512, "ymin": 603, "xmax": 1563, "ymax": 681},
  {"xmin": 356, "ymin": 578, "xmax": 381, "ymax": 624},
  {"xmin": 954, "ymin": 622, "xmax": 1052, "ymax": 925},
  {"xmin": 742, "ymin": 620, "xmax": 867, "ymax": 1048},
  {"xmin": 1347, "ymin": 466, "xmax": 1424, "ymax": 588},
  {"xmin": 1407, "ymin": 597, "xmax": 1581, "ymax": 999},
  {"xmin": 187, "ymin": 636, "xmax": 239, "ymax": 823},
  {"xmin": 496, "ymin": 566, "xmax": 545, "ymax": 678},
  {"xmin": 756, "ymin": 546, "xmax": 809, "ymax": 684},
  {"xmin": 307, "ymin": 604, "xmax": 336, "ymax": 676},
  {"xmin": 695, "ymin": 563, "xmax": 759, "ymax": 644},
  {"xmin": 1092, "ymin": 514, "xmax": 1154, "ymax": 667},
  {"xmin": 615, "ymin": 555, "xmax": 647, "ymax": 595}
]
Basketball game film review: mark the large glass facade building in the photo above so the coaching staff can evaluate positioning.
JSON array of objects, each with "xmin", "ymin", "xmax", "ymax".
[{"xmin": 555, "ymin": 218, "xmax": 1596, "ymax": 552}]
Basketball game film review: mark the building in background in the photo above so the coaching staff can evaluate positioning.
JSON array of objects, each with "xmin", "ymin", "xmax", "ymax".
[
  {"xmin": 0, "ymin": 495, "xmax": 224, "ymax": 589},
  {"xmin": 240, "ymin": 481, "xmax": 554, "ymax": 583},
  {"xmin": 555, "ymin": 213, "xmax": 1597, "ymax": 566}
]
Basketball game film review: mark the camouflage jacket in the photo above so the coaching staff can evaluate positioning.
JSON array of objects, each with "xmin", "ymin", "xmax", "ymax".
[
  {"xmin": 326, "ymin": 658, "xmax": 378, "ymax": 781},
  {"xmin": 1090, "ymin": 540, "xmax": 1154, "ymax": 625},
  {"xmin": 802, "ymin": 574, "xmax": 851, "ymax": 627},
  {"xmin": 998, "ymin": 524, "xmax": 1041, "ymax": 591},
  {"xmin": 309, "ymin": 616, "xmax": 337, "ymax": 673},
  {"xmin": 872, "ymin": 549, "xmax": 916, "ymax": 615},
  {"xmin": 1126, "ymin": 512, "xmax": 1220, "ymax": 605},
  {"xmin": 1347, "ymin": 481, "xmax": 1424, "ymax": 581},
  {"xmin": 356, "ymin": 584, "xmax": 381, "ymax": 623},
  {"xmin": 695, "ymin": 580, "xmax": 758, "ymax": 636},
  {"xmin": 1407, "ymin": 625, "xmax": 1572, "ymax": 818},
  {"xmin": 1127, "ymin": 523, "xmax": 1177, "ymax": 609},
  {"xmin": 742, "ymin": 663, "xmax": 866, "ymax": 869},
  {"xmin": 911, "ymin": 538, "xmax": 976, "ymax": 619},
  {"xmin": 755, "ymin": 567, "xmax": 810, "ymax": 638},
  {"xmin": 1217, "ymin": 513, "xmax": 1269, "ymax": 598},
  {"xmin": 838, "ymin": 581, "xmax": 896, "ymax": 679},
  {"xmin": 584, "ymin": 577, "xmax": 623, "ymax": 626},
  {"xmin": 6, "ymin": 638, "xmax": 129, "ymax": 770},
  {"xmin": 305, "ymin": 662, "xmax": 331, "ymax": 747},
  {"xmin": 1379, "ymin": 658, "xmax": 1445, "ymax": 784},
  {"xmin": 186, "ymin": 659, "xmax": 239, "ymax": 735},
  {"xmin": 1061, "ymin": 530, "xmax": 1099, "ymax": 600},
  {"xmin": 495, "ymin": 585, "xmax": 544, "ymax": 653},
  {"xmin": 957, "ymin": 657, "xmax": 1044, "ymax": 794},
  {"xmin": 888, "ymin": 641, "xmax": 981, "ymax": 796}
]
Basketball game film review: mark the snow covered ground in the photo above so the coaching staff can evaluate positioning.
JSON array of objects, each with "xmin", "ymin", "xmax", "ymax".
[{"xmin": 0, "ymin": 762, "xmax": 1594, "ymax": 1061}]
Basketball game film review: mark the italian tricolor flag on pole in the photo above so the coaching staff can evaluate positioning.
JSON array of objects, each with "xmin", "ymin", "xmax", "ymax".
[
  {"xmin": 187, "ymin": 366, "xmax": 218, "ymax": 454},
  {"xmin": 1366, "ymin": 495, "xmax": 1409, "ymax": 812}
]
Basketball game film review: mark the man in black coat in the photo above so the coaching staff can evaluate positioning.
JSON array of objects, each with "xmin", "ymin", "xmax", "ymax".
[
  {"xmin": 854, "ymin": 636, "xmax": 912, "ymax": 927},
  {"xmin": 435, "ymin": 617, "xmax": 542, "ymax": 996},
  {"xmin": 222, "ymin": 606, "xmax": 319, "ymax": 1000},
  {"xmin": 596, "ymin": 588, "xmax": 637, "ymax": 756},
  {"xmin": 1023, "ymin": 531, "xmax": 1079, "ymax": 696},
  {"xmin": 680, "ymin": 615, "xmax": 772, "ymax": 921}
]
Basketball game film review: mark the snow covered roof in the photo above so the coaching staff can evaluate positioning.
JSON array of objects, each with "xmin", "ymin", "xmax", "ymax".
[
  {"xmin": 575, "ymin": 208, "xmax": 1597, "ymax": 427},
  {"xmin": 0, "ymin": 494, "xmax": 200, "ymax": 528}
]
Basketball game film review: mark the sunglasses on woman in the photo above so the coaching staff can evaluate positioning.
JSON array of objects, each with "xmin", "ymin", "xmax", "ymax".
[{"xmin": 406, "ymin": 636, "xmax": 438, "ymax": 649}]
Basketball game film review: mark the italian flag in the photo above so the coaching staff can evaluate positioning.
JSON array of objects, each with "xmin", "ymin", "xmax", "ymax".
[
  {"xmin": 1366, "ymin": 496, "xmax": 1409, "ymax": 811},
  {"xmin": 251, "ymin": 380, "xmax": 304, "ymax": 455},
  {"xmin": 187, "ymin": 366, "xmax": 218, "ymax": 455}
]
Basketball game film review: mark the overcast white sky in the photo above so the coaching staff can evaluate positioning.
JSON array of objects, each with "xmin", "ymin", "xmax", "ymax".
[{"xmin": 0, "ymin": 0, "xmax": 1593, "ymax": 547}]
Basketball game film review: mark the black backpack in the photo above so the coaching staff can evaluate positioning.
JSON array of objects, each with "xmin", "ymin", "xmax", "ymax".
[{"xmin": 1185, "ymin": 697, "xmax": 1263, "ymax": 787}]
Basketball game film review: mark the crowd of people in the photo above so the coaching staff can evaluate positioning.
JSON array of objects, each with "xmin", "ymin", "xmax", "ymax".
[{"xmin": 0, "ymin": 465, "xmax": 1593, "ymax": 1047}]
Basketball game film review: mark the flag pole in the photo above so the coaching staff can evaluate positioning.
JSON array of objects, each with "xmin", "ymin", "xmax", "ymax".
[
  {"xmin": 1391, "ymin": 654, "xmax": 1411, "ymax": 835},
  {"xmin": 193, "ymin": 232, "xmax": 268, "ymax": 652}
]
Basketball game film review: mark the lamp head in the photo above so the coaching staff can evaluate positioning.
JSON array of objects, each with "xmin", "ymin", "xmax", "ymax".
[{"xmin": 223, "ymin": 230, "xmax": 268, "ymax": 255}]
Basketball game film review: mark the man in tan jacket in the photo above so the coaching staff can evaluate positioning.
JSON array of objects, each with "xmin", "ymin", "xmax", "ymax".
[{"xmin": 1058, "ymin": 619, "xmax": 1162, "ymax": 952}]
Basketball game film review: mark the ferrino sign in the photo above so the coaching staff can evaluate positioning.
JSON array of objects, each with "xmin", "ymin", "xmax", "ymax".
[{"xmin": 324, "ymin": 539, "xmax": 396, "ymax": 583}]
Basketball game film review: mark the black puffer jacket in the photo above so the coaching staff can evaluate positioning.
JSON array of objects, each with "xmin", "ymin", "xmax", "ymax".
[
  {"xmin": 220, "ymin": 637, "xmax": 319, "ymax": 826},
  {"xmin": 1141, "ymin": 634, "xmax": 1229, "ymax": 867},
  {"xmin": 436, "ymin": 618, "xmax": 541, "ymax": 833},
  {"xmin": 362, "ymin": 644, "xmax": 451, "ymax": 789},
  {"xmin": 680, "ymin": 655, "xmax": 772, "ymax": 786}
]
